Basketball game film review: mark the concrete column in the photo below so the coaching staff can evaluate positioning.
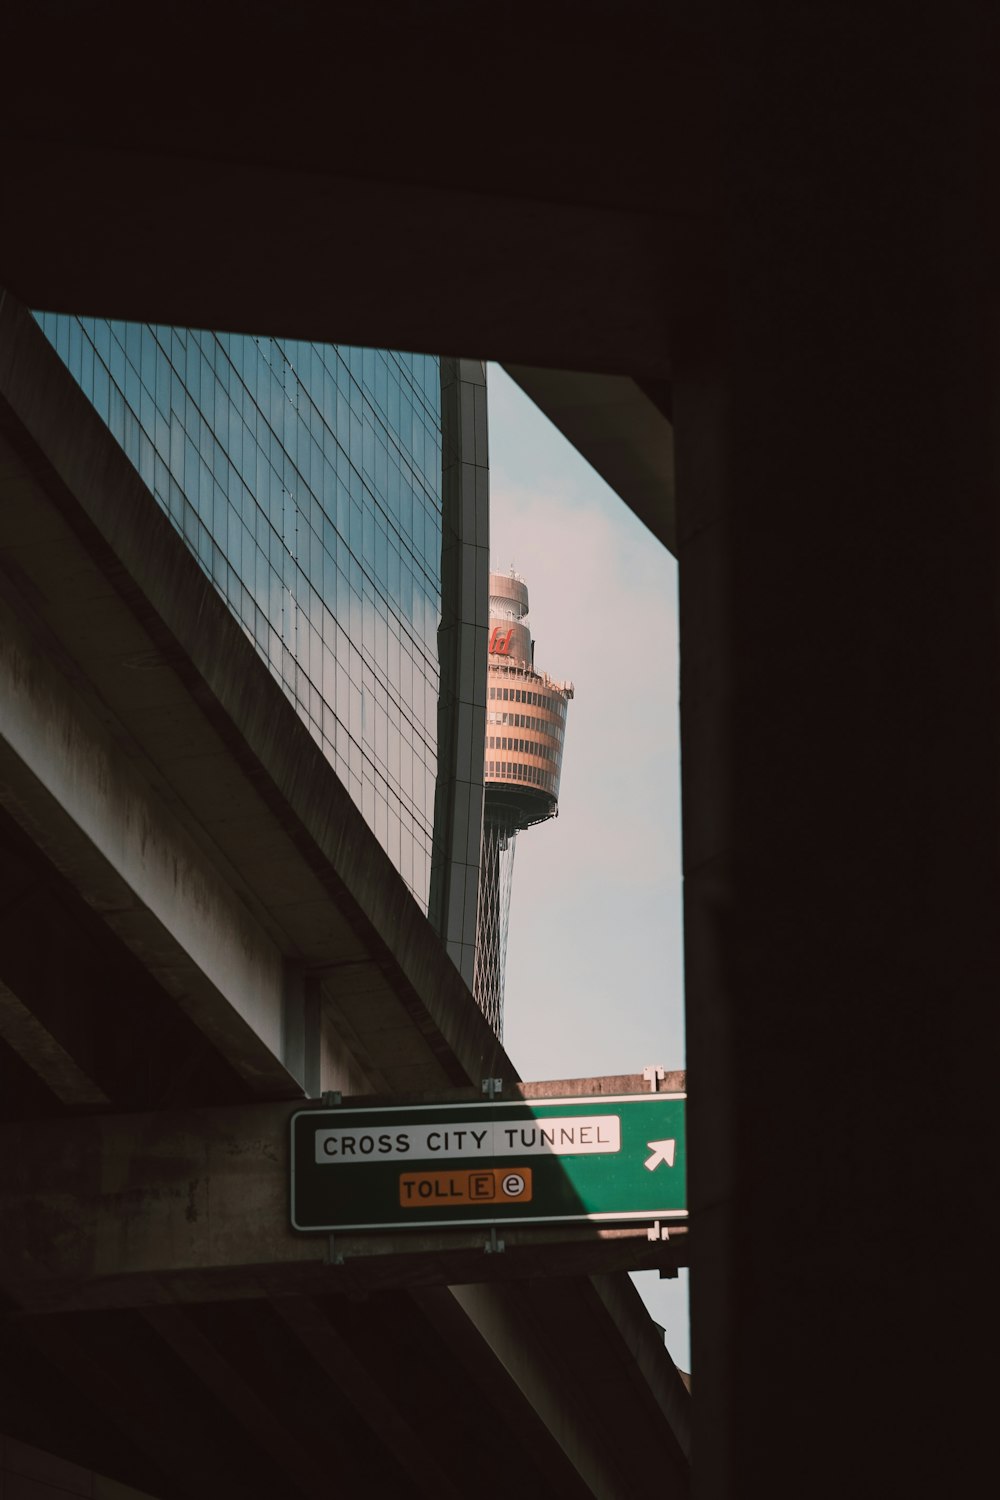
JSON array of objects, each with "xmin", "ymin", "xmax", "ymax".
[
  {"xmin": 281, "ymin": 965, "xmax": 321, "ymax": 1098},
  {"xmin": 678, "ymin": 9, "xmax": 1000, "ymax": 1494}
]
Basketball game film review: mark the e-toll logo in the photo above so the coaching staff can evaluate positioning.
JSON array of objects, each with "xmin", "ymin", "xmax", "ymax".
[{"xmin": 290, "ymin": 1093, "xmax": 686, "ymax": 1233}]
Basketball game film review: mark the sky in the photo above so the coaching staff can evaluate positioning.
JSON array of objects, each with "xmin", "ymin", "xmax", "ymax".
[{"xmin": 485, "ymin": 365, "xmax": 690, "ymax": 1370}]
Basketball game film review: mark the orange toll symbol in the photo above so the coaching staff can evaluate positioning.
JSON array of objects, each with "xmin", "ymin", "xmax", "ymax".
[{"xmin": 398, "ymin": 1167, "xmax": 532, "ymax": 1206}]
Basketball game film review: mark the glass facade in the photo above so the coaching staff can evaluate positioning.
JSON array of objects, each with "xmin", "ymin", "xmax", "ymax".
[{"xmin": 35, "ymin": 314, "xmax": 444, "ymax": 908}]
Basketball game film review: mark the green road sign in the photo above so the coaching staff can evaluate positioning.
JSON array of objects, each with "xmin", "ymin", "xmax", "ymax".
[{"xmin": 290, "ymin": 1092, "xmax": 687, "ymax": 1232}]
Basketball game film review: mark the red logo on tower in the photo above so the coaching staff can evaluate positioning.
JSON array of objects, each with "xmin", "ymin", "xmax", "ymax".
[{"xmin": 489, "ymin": 627, "xmax": 515, "ymax": 656}]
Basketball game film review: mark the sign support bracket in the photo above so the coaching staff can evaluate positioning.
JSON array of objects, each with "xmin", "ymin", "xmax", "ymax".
[
  {"xmin": 481, "ymin": 1081, "xmax": 505, "ymax": 1254},
  {"xmin": 642, "ymin": 1065, "xmax": 666, "ymax": 1093},
  {"xmin": 322, "ymin": 1095, "xmax": 344, "ymax": 1262}
]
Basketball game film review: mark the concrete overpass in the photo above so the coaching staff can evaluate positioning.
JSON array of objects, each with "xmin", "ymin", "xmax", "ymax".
[
  {"xmin": 4, "ymin": 3, "xmax": 1000, "ymax": 1496},
  {"xmin": 0, "ymin": 293, "xmax": 689, "ymax": 1495}
]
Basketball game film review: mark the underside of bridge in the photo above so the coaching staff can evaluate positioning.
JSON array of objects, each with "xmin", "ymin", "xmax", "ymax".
[
  {"xmin": 4, "ymin": 3, "xmax": 1000, "ymax": 1497},
  {"xmin": 0, "ymin": 292, "xmax": 689, "ymax": 1495}
]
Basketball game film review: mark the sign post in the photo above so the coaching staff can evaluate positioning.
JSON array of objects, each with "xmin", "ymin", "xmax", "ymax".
[{"xmin": 291, "ymin": 1090, "xmax": 686, "ymax": 1233}]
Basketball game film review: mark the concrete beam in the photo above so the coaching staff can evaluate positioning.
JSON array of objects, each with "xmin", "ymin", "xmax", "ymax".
[
  {"xmin": 5, "ymin": 147, "xmax": 677, "ymax": 378},
  {"xmin": 0, "ymin": 1099, "xmax": 686, "ymax": 1315},
  {"xmin": 417, "ymin": 1275, "xmax": 690, "ymax": 1497},
  {"xmin": 18, "ymin": 1318, "xmax": 221, "ymax": 1494},
  {"xmin": 0, "ymin": 581, "xmax": 298, "ymax": 1097},
  {"xmin": 503, "ymin": 367, "xmax": 677, "ymax": 554},
  {"xmin": 0, "ymin": 977, "xmax": 109, "ymax": 1106},
  {"xmin": 1, "ymin": 3, "xmax": 720, "ymax": 383},
  {"xmin": 139, "ymin": 1305, "xmax": 334, "ymax": 1500},
  {"xmin": 271, "ymin": 1296, "xmax": 464, "ymax": 1500}
]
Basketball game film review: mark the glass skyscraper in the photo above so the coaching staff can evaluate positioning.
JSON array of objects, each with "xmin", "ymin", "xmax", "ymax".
[{"xmin": 34, "ymin": 316, "xmax": 488, "ymax": 986}]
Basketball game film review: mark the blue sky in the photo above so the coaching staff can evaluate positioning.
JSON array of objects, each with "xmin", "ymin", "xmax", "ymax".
[{"xmin": 486, "ymin": 365, "xmax": 690, "ymax": 1369}]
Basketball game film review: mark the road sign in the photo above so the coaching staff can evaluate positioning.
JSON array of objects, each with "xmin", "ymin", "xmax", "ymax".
[{"xmin": 290, "ymin": 1092, "xmax": 686, "ymax": 1232}]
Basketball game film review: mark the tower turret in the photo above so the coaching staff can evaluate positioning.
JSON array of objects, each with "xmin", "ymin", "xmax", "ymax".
[{"xmin": 475, "ymin": 569, "xmax": 574, "ymax": 1035}]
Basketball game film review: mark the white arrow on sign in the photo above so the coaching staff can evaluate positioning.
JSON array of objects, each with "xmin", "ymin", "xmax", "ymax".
[{"xmin": 644, "ymin": 1139, "xmax": 676, "ymax": 1172}]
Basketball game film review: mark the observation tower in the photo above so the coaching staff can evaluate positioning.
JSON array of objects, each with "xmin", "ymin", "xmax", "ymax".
[{"xmin": 475, "ymin": 569, "xmax": 574, "ymax": 1035}]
